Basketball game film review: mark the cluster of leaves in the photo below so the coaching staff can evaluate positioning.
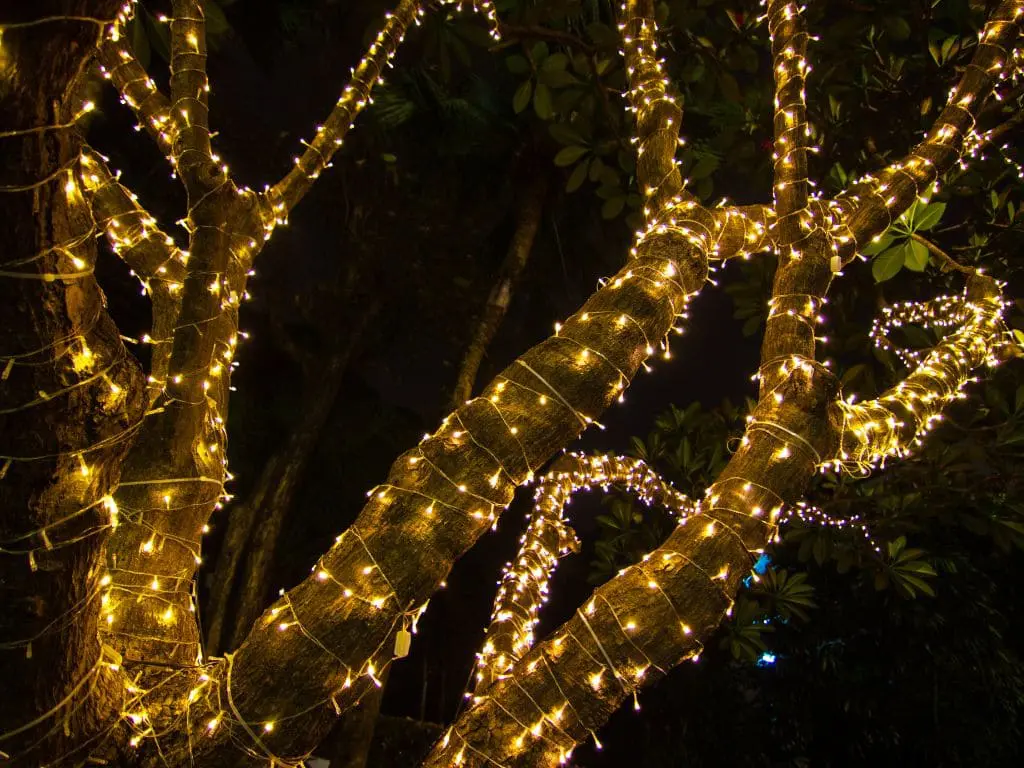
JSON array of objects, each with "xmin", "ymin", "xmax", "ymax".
[
  {"xmin": 589, "ymin": 400, "xmax": 746, "ymax": 583},
  {"xmin": 862, "ymin": 198, "xmax": 946, "ymax": 282},
  {"xmin": 720, "ymin": 567, "xmax": 817, "ymax": 661},
  {"xmin": 588, "ymin": 547, "xmax": 1024, "ymax": 767}
]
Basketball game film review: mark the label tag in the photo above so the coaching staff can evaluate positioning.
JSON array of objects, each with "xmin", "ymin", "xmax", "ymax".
[{"xmin": 394, "ymin": 628, "xmax": 412, "ymax": 658}]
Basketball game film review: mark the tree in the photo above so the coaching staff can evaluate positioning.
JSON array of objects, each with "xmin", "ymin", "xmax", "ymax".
[{"xmin": 0, "ymin": 1, "xmax": 1021, "ymax": 767}]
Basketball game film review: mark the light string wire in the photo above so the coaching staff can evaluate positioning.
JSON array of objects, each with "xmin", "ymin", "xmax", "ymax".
[{"xmin": 4, "ymin": 0, "xmax": 1019, "ymax": 765}]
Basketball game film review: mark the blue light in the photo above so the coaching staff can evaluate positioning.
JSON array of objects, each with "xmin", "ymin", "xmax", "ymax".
[
  {"xmin": 757, "ymin": 652, "xmax": 777, "ymax": 667},
  {"xmin": 753, "ymin": 553, "xmax": 771, "ymax": 575}
]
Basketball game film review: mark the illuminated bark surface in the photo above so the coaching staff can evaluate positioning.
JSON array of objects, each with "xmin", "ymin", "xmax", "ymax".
[{"xmin": 0, "ymin": 1, "xmax": 1020, "ymax": 766}]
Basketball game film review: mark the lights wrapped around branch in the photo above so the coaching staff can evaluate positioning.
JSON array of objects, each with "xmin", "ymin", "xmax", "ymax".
[
  {"xmin": 98, "ymin": 2, "xmax": 178, "ymax": 162},
  {"xmin": 473, "ymin": 453, "xmax": 695, "ymax": 693},
  {"xmin": 827, "ymin": 0, "xmax": 1024, "ymax": 268},
  {"xmin": 833, "ymin": 275, "xmax": 1007, "ymax": 471},
  {"xmin": 620, "ymin": 0, "xmax": 688, "ymax": 216}
]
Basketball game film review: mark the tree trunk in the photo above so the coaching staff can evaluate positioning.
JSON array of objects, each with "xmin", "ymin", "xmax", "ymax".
[
  {"xmin": 451, "ymin": 166, "xmax": 548, "ymax": 409},
  {"xmin": 0, "ymin": 3, "xmax": 145, "ymax": 765}
]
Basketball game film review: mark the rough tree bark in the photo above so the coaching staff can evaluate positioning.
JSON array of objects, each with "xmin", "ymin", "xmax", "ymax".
[
  {"xmin": 419, "ymin": 1, "xmax": 1018, "ymax": 764},
  {"xmin": 0, "ymin": 0, "xmax": 1019, "ymax": 766},
  {"xmin": 0, "ymin": 3, "xmax": 144, "ymax": 765}
]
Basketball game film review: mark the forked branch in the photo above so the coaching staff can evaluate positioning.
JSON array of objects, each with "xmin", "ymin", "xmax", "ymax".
[
  {"xmin": 424, "ymin": 359, "xmax": 839, "ymax": 766},
  {"xmin": 471, "ymin": 453, "xmax": 695, "ymax": 694},
  {"xmin": 77, "ymin": 149, "xmax": 187, "ymax": 403},
  {"xmin": 175, "ymin": 215, "xmax": 711, "ymax": 765}
]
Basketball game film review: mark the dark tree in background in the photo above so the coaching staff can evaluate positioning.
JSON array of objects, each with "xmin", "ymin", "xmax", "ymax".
[{"xmin": 1, "ymin": 1, "xmax": 1023, "ymax": 767}]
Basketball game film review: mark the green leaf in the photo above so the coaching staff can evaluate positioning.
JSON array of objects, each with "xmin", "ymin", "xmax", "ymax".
[
  {"xmin": 913, "ymin": 202, "xmax": 946, "ymax": 231},
  {"xmin": 533, "ymin": 84, "xmax": 554, "ymax": 120},
  {"xmin": 530, "ymin": 41, "xmax": 549, "ymax": 64},
  {"xmin": 539, "ymin": 69, "xmax": 579, "ymax": 88},
  {"xmin": 566, "ymin": 160, "xmax": 589, "ymax": 193},
  {"xmin": 586, "ymin": 22, "xmax": 618, "ymax": 47},
  {"xmin": 601, "ymin": 195, "xmax": 626, "ymax": 219},
  {"xmin": 861, "ymin": 233, "xmax": 894, "ymax": 256},
  {"xmin": 689, "ymin": 154, "xmax": 719, "ymax": 181},
  {"xmin": 542, "ymin": 53, "xmax": 568, "ymax": 72},
  {"xmin": 680, "ymin": 58, "xmax": 706, "ymax": 83},
  {"xmin": 840, "ymin": 363, "xmax": 869, "ymax": 387},
  {"xmin": 548, "ymin": 122, "xmax": 585, "ymax": 146},
  {"xmin": 506, "ymin": 54, "xmax": 530, "ymax": 74},
  {"xmin": 883, "ymin": 15, "xmax": 911, "ymax": 41},
  {"xmin": 872, "ymin": 244, "xmax": 905, "ymax": 282},
  {"xmin": 596, "ymin": 164, "xmax": 619, "ymax": 188},
  {"xmin": 554, "ymin": 145, "xmax": 588, "ymax": 167},
  {"xmin": 887, "ymin": 536, "xmax": 907, "ymax": 558},
  {"xmin": 204, "ymin": 0, "xmax": 232, "ymax": 40},
  {"xmin": 513, "ymin": 80, "xmax": 532, "ymax": 114},
  {"xmin": 718, "ymin": 72, "xmax": 741, "ymax": 102},
  {"xmin": 905, "ymin": 239, "xmax": 929, "ymax": 271}
]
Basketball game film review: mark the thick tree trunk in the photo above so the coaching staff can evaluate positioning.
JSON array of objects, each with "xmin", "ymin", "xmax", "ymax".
[
  {"xmin": 451, "ymin": 167, "xmax": 548, "ymax": 410},
  {"xmin": 0, "ymin": 3, "xmax": 145, "ymax": 765}
]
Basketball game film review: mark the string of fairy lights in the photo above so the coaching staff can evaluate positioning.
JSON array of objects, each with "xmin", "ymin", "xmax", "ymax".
[
  {"xmin": 472, "ymin": 453, "xmax": 697, "ymax": 694},
  {"xmin": 470, "ymin": 278, "xmax": 1010, "ymax": 707},
  {"xmin": 423, "ymin": 1, "xmax": 1021, "ymax": 765},
  {"xmin": 0, "ymin": 0, "xmax": 1021, "ymax": 765}
]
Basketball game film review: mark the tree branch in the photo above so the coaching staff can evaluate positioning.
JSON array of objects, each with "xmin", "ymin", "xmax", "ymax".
[
  {"xmin": 767, "ymin": 0, "xmax": 811, "ymax": 237},
  {"xmin": 79, "ymin": 149, "xmax": 186, "ymax": 286},
  {"xmin": 223, "ymin": 302, "xmax": 379, "ymax": 653},
  {"xmin": 78, "ymin": 148, "xmax": 187, "ymax": 402},
  {"xmin": 162, "ymin": 220, "xmax": 713, "ymax": 765},
  {"xmin": 471, "ymin": 454, "xmax": 693, "ymax": 694},
  {"xmin": 426, "ymin": 275, "xmax": 1008, "ymax": 764},
  {"xmin": 266, "ymin": 0, "xmax": 425, "ymax": 218},
  {"xmin": 908, "ymin": 231, "xmax": 974, "ymax": 274},
  {"xmin": 708, "ymin": 204, "xmax": 777, "ymax": 260},
  {"xmin": 0, "ymin": 5, "xmax": 145, "ymax": 762},
  {"xmin": 496, "ymin": 23, "xmax": 594, "ymax": 55},
  {"xmin": 758, "ymin": 0, "xmax": 831, "ymax": 396},
  {"xmin": 169, "ymin": 0, "xmax": 215, "ymax": 192},
  {"xmin": 833, "ymin": 275, "xmax": 1006, "ymax": 469},
  {"xmin": 621, "ymin": 0, "xmax": 690, "ymax": 216},
  {"xmin": 830, "ymin": 0, "xmax": 1022, "ymax": 267},
  {"xmin": 424, "ymin": 364, "xmax": 841, "ymax": 766},
  {"xmin": 97, "ymin": 7, "xmax": 177, "ymax": 161}
]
